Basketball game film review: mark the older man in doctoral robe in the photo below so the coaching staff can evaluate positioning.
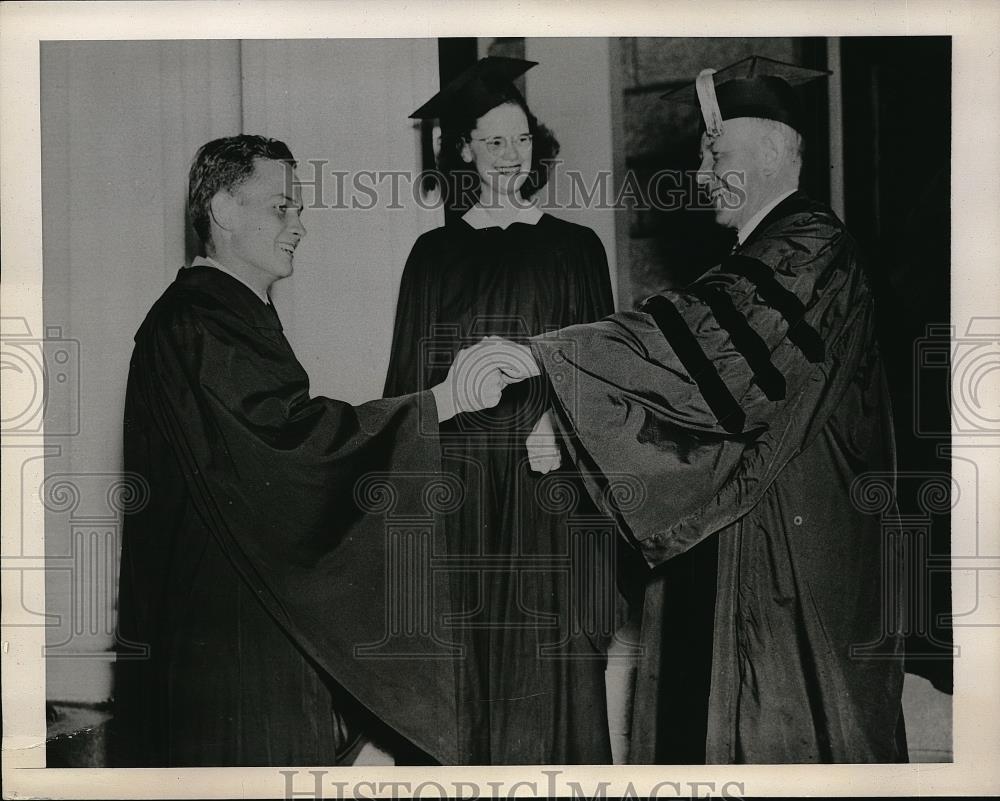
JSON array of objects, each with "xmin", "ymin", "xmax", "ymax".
[{"xmin": 517, "ymin": 57, "xmax": 907, "ymax": 763}]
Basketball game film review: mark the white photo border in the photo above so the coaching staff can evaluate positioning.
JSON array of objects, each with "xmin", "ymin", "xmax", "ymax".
[{"xmin": 2, "ymin": 0, "xmax": 998, "ymax": 797}]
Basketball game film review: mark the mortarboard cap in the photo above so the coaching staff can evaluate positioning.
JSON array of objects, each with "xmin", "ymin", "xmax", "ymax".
[
  {"xmin": 662, "ymin": 55, "xmax": 830, "ymax": 136},
  {"xmin": 410, "ymin": 56, "xmax": 538, "ymax": 121}
]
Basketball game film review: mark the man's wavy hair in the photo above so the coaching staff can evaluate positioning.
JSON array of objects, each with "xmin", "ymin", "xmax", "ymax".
[
  {"xmin": 435, "ymin": 84, "xmax": 559, "ymax": 213},
  {"xmin": 188, "ymin": 135, "xmax": 296, "ymax": 250}
]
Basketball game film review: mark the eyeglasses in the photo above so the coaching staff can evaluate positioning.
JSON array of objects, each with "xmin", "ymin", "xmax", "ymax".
[{"xmin": 469, "ymin": 134, "xmax": 533, "ymax": 157}]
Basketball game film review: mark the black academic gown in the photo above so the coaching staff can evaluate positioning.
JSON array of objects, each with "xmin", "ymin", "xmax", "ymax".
[
  {"xmin": 114, "ymin": 265, "xmax": 459, "ymax": 766},
  {"xmin": 383, "ymin": 214, "xmax": 617, "ymax": 764},
  {"xmin": 531, "ymin": 193, "xmax": 908, "ymax": 763}
]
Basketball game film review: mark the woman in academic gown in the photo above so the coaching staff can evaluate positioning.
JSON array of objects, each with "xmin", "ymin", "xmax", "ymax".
[{"xmin": 383, "ymin": 57, "xmax": 618, "ymax": 765}]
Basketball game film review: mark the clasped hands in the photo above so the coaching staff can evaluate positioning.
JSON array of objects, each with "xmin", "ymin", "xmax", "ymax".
[
  {"xmin": 430, "ymin": 336, "xmax": 561, "ymax": 473},
  {"xmin": 430, "ymin": 336, "xmax": 538, "ymax": 420}
]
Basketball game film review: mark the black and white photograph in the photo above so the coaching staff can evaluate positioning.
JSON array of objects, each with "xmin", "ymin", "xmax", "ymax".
[{"xmin": 1, "ymin": 1, "xmax": 998, "ymax": 798}]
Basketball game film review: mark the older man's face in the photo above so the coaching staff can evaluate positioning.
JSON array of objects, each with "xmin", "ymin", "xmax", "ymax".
[{"xmin": 696, "ymin": 118, "xmax": 763, "ymax": 231}]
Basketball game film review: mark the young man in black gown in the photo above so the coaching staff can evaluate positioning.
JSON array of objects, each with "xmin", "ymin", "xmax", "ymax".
[{"xmin": 114, "ymin": 135, "xmax": 521, "ymax": 766}]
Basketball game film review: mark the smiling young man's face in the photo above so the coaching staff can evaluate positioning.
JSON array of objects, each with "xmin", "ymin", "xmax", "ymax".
[{"xmin": 226, "ymin": 158, "xmax": 306, "ymax": 283}]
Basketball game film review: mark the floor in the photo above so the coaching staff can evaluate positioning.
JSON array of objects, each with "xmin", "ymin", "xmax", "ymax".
[
  {"xmin": 47, "ymin": 671, "xmax": 953, "ymax": 766},
  {"xmin": 902, "ymin": 673, "xmax": 953, "ymax": 762}
]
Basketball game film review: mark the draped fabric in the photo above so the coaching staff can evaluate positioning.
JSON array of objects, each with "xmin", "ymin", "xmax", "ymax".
[
  {"xmin": 531, "ymin": 193, "xmax": 908, "ymax": 763},
  {"xmin": 115, "ymin": 266, "xmax": 460, "ymax": 766},
  {"xmin": 384, "ymin": 214, "xmax": 618, "ymax": 764}
]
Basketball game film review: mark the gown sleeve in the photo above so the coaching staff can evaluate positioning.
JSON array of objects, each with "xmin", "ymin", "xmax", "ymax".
[
  {"xmin": 574, "ymin": 225, "xmax": 615, "ymax": 322},
  {"xmin": 383, "ymin": 234, "xmax": 434, "ymax": 397},
  {"xmin": 530, "ymin": 211, "xmax": 883, "ymax": 568},
  {"xmin": 129, "ymin": 290, "xmax": 459, "ymax": 763}
]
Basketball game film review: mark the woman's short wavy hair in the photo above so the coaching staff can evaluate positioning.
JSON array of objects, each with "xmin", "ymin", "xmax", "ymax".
[{"xmin": 435, "ymin": 85, "xmax": 559, "ymax": 212}]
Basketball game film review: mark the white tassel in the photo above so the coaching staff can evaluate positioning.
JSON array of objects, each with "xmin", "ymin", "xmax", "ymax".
[{"xmin": 695, "ymin": 68, "xmax": 723, "ymax": 137}]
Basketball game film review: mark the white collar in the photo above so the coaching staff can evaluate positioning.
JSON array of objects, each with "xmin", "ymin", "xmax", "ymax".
[
  {"xmin": 737, "ymin": 189, "xmax": 796, "ymax": 245},
  {"xmin": 190, "ymin": 256, "xmax": 271, "ymax": 305},
  {"xmin": 462, "ymin": 201, "xmax": 543, "ymax": 230}
]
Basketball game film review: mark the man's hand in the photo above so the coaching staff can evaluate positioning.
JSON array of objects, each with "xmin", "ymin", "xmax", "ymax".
[
  {"xmin": 526, "ymin": 410, "xmax": 562, "ymax": 473},
  {"xmin": 487, "ymin": 337, "xmax": 541, "ymax": 383},
  {"xmin": 430, "ymin": 337, "xmax": 539, "ymax": 423}
]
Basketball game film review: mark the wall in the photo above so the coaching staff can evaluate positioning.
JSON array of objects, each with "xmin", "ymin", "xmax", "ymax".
[
  {"xmin": 524, "ymin": 38, "xmax": 621, "ymax": 309},
  {"xmin": 40, "ymin": 39, "xmax": 439, "ymax": 707},
  {"xmin": 40, "ymin": 40, "xmax": 244, "ymax": 705},
  {"xmin": 241, "ymin": 40, "xmax": 442, "ymax": 402}
]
